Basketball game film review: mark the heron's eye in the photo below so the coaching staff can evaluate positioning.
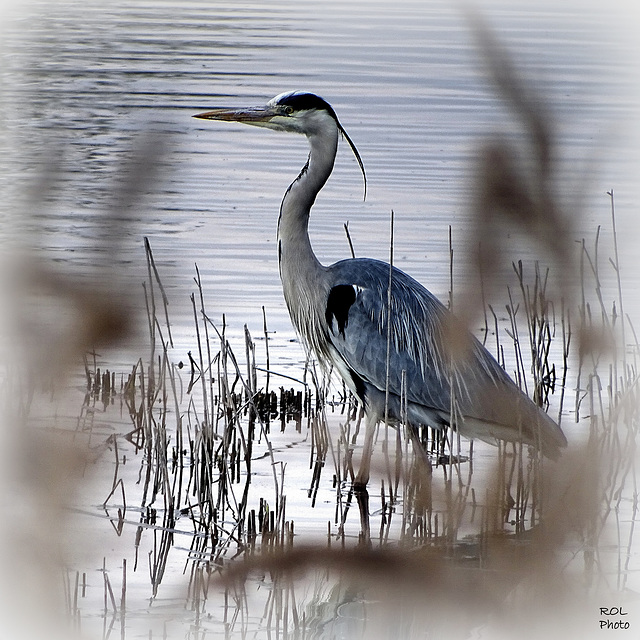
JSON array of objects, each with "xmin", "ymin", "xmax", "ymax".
[{"xmin": 283, "ymin": 105, "xmax": 294, "ymax": 115}]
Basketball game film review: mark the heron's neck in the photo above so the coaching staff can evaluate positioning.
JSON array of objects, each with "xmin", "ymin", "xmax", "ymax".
[{"xmin": 277, "ymin": 129, "xmax": 338, "ymax": 279}]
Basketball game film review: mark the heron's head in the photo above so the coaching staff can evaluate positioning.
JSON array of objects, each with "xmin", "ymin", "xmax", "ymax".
[{"xmin": 194, "ymin": 91, "xmax": 366, "ymax": 196}]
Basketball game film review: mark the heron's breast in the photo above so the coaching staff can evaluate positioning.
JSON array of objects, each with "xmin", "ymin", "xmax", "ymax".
[{"xmin": 281, "ymin": 270, "xmax": 333, "ymax": 362}]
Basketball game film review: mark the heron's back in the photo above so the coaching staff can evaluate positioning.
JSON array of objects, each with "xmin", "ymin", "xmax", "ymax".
[{"xmin": 322, "ymin": 258, "xmax": 567, "ymax": 458}]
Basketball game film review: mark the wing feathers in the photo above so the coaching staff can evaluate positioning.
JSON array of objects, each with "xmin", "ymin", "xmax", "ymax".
[{"xmin": 323, "ymin": 258, "xmax": 566, "ymax": 454}]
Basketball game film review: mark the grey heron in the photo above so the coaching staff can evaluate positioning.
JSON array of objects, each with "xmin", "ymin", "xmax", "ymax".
[{"xmin": 194, "ymin": 91, "xmax": 567, "ymax": 488}]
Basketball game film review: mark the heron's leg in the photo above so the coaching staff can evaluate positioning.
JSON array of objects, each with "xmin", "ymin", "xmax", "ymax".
[
  {"xmin": 354, "ymin": 413, "xmax": 377, "ymax": 489},
  {"xmin": 355, "ymin": 488, "xmax": 370, "ymax": 540}
]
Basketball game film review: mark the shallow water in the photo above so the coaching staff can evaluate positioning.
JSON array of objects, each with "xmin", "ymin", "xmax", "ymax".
[{"xmin": 1, "ymin": 1, "xmax": 640, "ymax": 638}]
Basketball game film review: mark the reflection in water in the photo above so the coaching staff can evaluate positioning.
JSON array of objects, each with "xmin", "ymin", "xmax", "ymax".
[{"xmin": 1, "ymin": 1, "xmax": 639, "ymax": 638}]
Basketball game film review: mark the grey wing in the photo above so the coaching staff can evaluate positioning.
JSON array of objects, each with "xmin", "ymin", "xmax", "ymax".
[
  {"xmin": 325, "ymin": 258, "xmax": 486, "ymax": 414},
  {"xmin": 324, "ymin": 258, "xmax": 567, "ymax": 456},
  {"xmin": 324, "ymin": 260, "xmax": 451, "ymax": 408}
]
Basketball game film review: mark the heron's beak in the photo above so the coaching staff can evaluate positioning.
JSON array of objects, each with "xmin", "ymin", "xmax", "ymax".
[{"xmin": 193, "ymin": 106, "xmax": 276, "ymax": 124}]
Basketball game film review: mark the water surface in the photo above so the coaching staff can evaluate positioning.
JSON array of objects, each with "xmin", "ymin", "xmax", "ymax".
[{"xmin": 2, "ymin": 0, "xmax": 639, "ymax": 366}]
